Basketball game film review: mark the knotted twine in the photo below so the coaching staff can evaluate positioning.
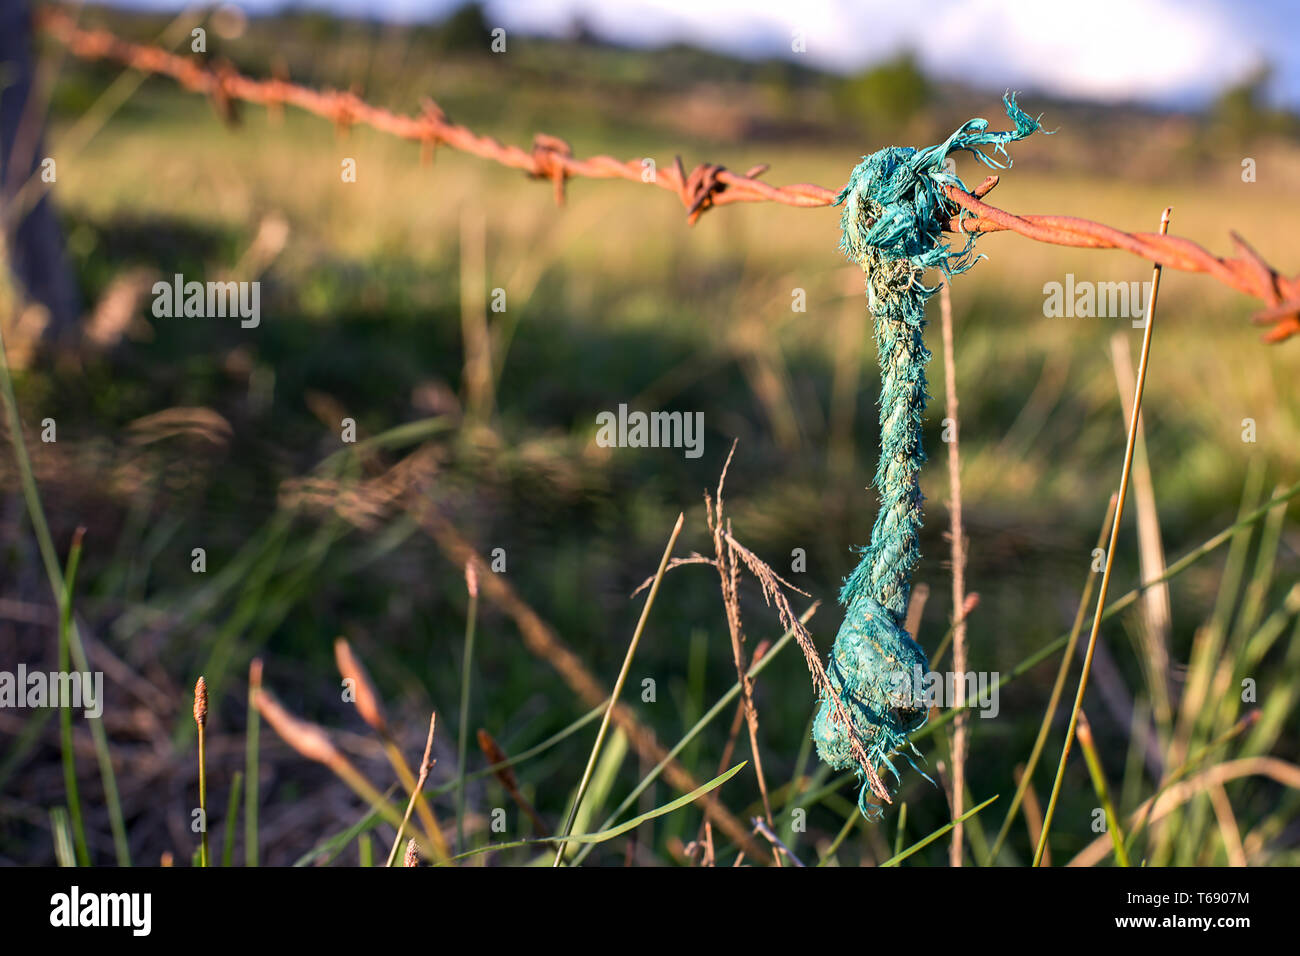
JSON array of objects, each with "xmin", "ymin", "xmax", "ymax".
[{"xmin": 813, "ymin": 95, "xmax": 1043, "ymax": 819}]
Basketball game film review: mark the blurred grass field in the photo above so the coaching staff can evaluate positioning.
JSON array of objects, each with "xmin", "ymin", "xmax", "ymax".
[{"xmin": 2, "ymin": 6, "xmax": 1299, "ymax": 866}]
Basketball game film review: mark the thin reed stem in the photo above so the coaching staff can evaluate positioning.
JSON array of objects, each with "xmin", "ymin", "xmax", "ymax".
[
  {"xmin": 1075, "ymin": 712, "xmax": 1129, "ymax": 866},
  {"xmin": 1125, "ymin": 713, "xmax": 1259, "ymax": 857},
  {"xmin": 708, "ymin": 443, "xmax": 778, "ymax": 863},
  {"xmin": 477, "ymin": 730, "xmax": 551, "ymax": 841},
  {"xmin": 881, "ymin": 795, "xmax": 999, "ymax": 867},
  {"xmin": 985, "ymin": 493, "xmax": 1117, "ymax": 864},
  {"xmin": 894, "ymin": 802, "xmax": 908, "ymax": 858},
  {"xmin": 0, "ymin": 321, "xmax": 130, "ymax": 865},
  {"xmin": 570, "ymin": 603, "xmax": 818, "ymax": 867},
  {"xmin": 818, "ymin": 808, "xmax": 863, "ymax": 866},
  {"xmin": 457, "ymin": 561, "xmax": 479, "ymax": 852},
  {"xmin": 938, "ymin": 279, "xmax": 969, "ymax": 867},
  {"xmin": 195, "ymin": 676, "xmax": 209, "ymax": 867},
  {"xmin": 388, "ymin": 713, "xmax": 438, "ymax": 866},
  {"xmin": 222, "ymin": 771, "xmax": 243, "ymax": 867},
  {"xmin": 552, "ymin": 512, "xmax": 684, "ymax": 866},
  {"xmin": 58, "ymin": 528, "xmax": 89, "ymax": 866},
  {"xmin": 253, "ymin": 687, "xmax": 435, "ymax": 857},
  {"xmin": 1035, "ymin": 208, "xmax": 1172, "ymax": 866},
  {"xmin": 245, "ymin": 658, "xmax": 262, "ymax": 866}
]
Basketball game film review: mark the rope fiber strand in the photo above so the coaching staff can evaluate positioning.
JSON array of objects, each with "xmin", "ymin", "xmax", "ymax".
[{"xmin": 813, "ymin": 96, "xmax": 1043, "ymax": 818}]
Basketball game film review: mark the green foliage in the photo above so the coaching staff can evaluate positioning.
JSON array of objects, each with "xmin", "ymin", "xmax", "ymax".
[
  {"xmin": 1210, "ymin": 64, "xmax": 1299, "ymax": 142},
  {"xmin": 437, "ymin": 3, "xmax": 493, "ymax": 54},
  {"xmin": 836, "ymin": 53, "xmax": 933, "ymax": 131}
]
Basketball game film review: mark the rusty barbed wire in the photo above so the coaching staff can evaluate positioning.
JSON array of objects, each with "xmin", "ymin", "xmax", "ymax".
[{"xmin": 35, "ymin": 6, "xmax": 1300, "ymax": 342}]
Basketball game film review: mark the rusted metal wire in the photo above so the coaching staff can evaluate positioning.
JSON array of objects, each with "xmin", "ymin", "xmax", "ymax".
[{"xmin": 37, "ymin": 7, "xmax": 1300, "ymax": 342}]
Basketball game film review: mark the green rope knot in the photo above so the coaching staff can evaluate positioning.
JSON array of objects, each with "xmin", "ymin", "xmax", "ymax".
[{"xmin": 814, "ymin": 94, "xmax": 1044, "ymax": 818}]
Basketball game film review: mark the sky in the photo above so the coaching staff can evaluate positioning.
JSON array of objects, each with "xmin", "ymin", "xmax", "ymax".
[{"xmin": 111, "ymin": 0, "xmax": 1300, "ymax": 108}]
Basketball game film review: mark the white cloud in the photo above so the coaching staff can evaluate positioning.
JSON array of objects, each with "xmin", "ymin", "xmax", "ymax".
[
  {"xmin": 117, "ymin": 0, "xmax": 1288, "ymax": 104},
  {"xmin": 490, "ymin": 0, "xmax": 1268, "ymax": 103}
]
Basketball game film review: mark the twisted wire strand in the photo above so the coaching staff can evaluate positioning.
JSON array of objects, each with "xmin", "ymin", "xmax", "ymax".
[{"xmin": 34, "ymin": 7, "xmax": 1300, "ymax": 342}]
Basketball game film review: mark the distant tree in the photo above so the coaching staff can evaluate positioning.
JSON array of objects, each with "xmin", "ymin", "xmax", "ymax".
[
  {"xmin": 1210, "ymin": 64, "xmax": 1298, "ymax": 142},
  {"xmin": 836, "ymin": 52, "xmax": 933, "ymax": 131},
  {"xmin": 439, "ymin": 3, "xmax": 492, "ymax": 54},
  {"xmin": 564, "ymin": 15, "xmax": 600, "ymax": 45}
]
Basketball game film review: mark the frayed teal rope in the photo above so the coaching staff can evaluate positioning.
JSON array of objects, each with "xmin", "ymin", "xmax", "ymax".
[{"xmin": 814, "ymin": 94, "xmax": 1043, "ymax": 819}]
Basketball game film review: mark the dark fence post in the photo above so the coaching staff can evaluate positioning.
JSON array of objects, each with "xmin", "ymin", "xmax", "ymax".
[{"xmin": 1, "ymin": 0, "xmax": 80, "ymax": 341}]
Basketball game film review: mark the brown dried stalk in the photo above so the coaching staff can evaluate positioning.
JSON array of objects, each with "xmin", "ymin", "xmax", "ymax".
[
  {"xmin": 386, "ymin": 712, "xmax": 437, "ymax": 867},
  {"xmin": 333, "ymin": 637, "xmax": 388, "ymax": 736},
  {"xmin": 333, "ymin": 637, "xmax": 450, "ymax": 862},
  {"xmin": 629, "ymin": 444, "xmax": 895, "ymax": 806},
  {"xmin": 705, "ymin": 442, "xmax": 778, "ymax": 863},
  {"xmin": 476, "ymin": 729, "xmax": 549, "ymax": 840},
  {"xmin": 253, "ymin": 686, "xmax": 436, "ymax": 858},
  {"xmin": 939, "ymin": 279, "xmax": 970, "ymax": 867},
  {"xmin": 194, "ymin": 676, "xmax": 208, "ymax": 867},
  {"xmin": 403, "ymin": 491, "xmax": 769, "ymax": 862}
]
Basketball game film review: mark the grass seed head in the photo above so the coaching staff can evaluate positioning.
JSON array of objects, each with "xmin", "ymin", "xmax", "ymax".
[
  {"xmin": 193, "ymin": 676, "xmax": 208, "ymax": 729},
  {"xmin": 476, "ymin": 728, "xmax": 517, "ymax": 789},
  {"xmin": 253, "ymin": 688, "xmax": 345, "ymax": 769},
  {"xmin": 333, "ymin": 637, "xmax": 389, "ymax": 736}
]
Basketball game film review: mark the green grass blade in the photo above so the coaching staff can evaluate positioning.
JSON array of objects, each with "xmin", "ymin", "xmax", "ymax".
[
  {"xmin": 569, "ymin": 603, "xmax": 815, "ymax": 866},
  {"xmin": 245, "ymin": 662, "xmax": 261, "ymax": 867},
  {"xmin": 1076, "ymin": 715, "xmax": 1129, "ymax": 866},
  {"xmin": 880, "ymin": 794, "xmax": 999, "ymax": 867},
  {"xmin": 292, "ymin": 783, "xmax": 400, "ymax": 867},
  {"xmin": 0, "ymin": 325, "xmax": 130, "ymax": 866},
  {"xmin": 919, "ymin": 475, "xmax": 1300, "ymax": 743},
  {"xmin": 567, "ymin": 728, "xmax": 628, "ymax": 859},
  {"xmin": 446, "ymin": 761, "xmax": 747, "ymax": 864},
  {"xmin": 456, "ymin": 576, "xmax": 479, "ymax": 852},
  {"xmin": 816, "ymin": 800, "xmax": 874, "ymax": 867},
  {"xmin": 428, "ymin": 702, "xmax": 605, "ymax": 799},
  {"xmin": 50, "ymin": 807, "xmax": 77, "ymax": 868},
  {"xmin": 221, "ymin": 770, "xmax": 243, "ymax": 867},
  {"xmin": 58, "ymin": 529, "xmax": 90, "ymax": 866},
  {"xmin": 551, "ymin": 512, "xmax": 683, "ymax": 866}
]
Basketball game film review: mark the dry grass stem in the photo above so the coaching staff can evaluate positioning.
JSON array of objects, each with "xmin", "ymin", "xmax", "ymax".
[
  {"xmin": 1110, "ymin": 333, "xmax": 1173, "ymax": 724},
  {"xmin": 477, "ymin": 729, "xmax": 550, "ymax": 840},
  {"xmin": 334, "ymin": 637, "xmax": 389, "ymax": 736},
  {"xmin": 752, "ymin": 817, "xmax": 805, "ymax": 867},
  {"xmin": 387, "ymin": 713, "xmax": 438, "ymax": 867},
  {"xmin": 552, "ymin": 512, "xmax": 685, "ymax": 866},
  {"xmin": 406, "ymin": 492, "xmax": 768, "ymax": 860},
  {"xmin": 706, "ymin": 442, "xmax": 780, "ymax": 863},
  {"xmin": 1069, "ymin": 755, "xmax": 1300, "ymax": 866},
  {"xmin": 1035, "ymin": 208, "xmax": 1173, "ymax": 866},
  {"xmin": 1013, "ymin": 764, "xmax": 1049, "ymax": 867},
  {"xmin": 194, "ymin": 676, "xmax": 209, "ymax": 867},
  {"xmin": 939, "ymin": 279, "xmax": 969, "ymax": 866},
  {"xmin": 334, "ymin": 637, "xmax": 450, "ymax": 862}
]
